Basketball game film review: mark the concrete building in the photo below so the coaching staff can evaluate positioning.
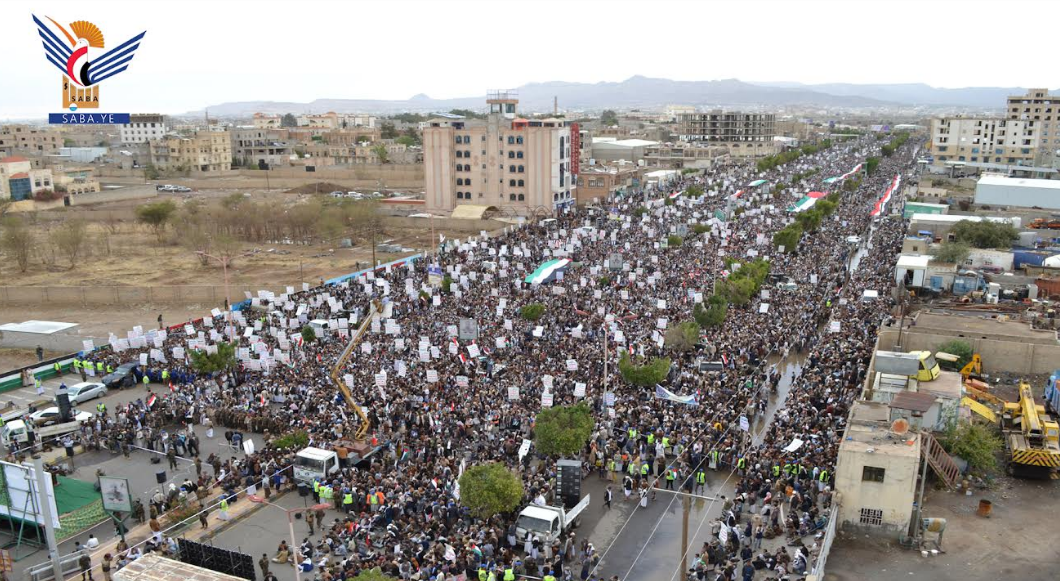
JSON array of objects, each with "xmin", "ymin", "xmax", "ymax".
[
  {"xmin": 676, "ymin": 111, "xmax": 776, "ymax": 158},
  {"xmin": 644, "ymin": 142, "xmax": 729, "ymax": 169},
  {"xmin": 576, "ymin": 165, "xmax": 636, "ymax": 205},
  {"xmin": 1006, "ymin": 88, "xmax": 1060, "ymax": 167},
  {"xmin": 422, "ymin": 91, "xmax": 576, "ymax": 215},
  {"xmin": 149, "ymin": 131, "xmax": 232, "ymax": 172},
  {"xmin": 51, "ymin": 164, "xmax": 100, "ymax": 195},
  {"xmin": 929, "ymin": 117, "xmax": 1039, "ymax": 167},
  {"xmin": 0, "ymin": 125, "xmax": 62, "ymax": 156},
  {"xmin": 902, "ymin": 201, "xmax": 947, "ymax": 219},
  {"xmin": 253, "ymin": 113, "xmax": 283, "ymax": 129},
  {"xmin": 908, "ymin": 213, "xmax": 1020, "ymax": 242},
  {"xmin": 120, "ymin": 114, "xmax": 167, "ymax": 144},
  {"xmin": 0, "ymin": 156, "xmax": 51, "ymax": 200},
  {"xmin": 231, "ymin": 127, "xmax": 293, "ymax": 168},
  {"xmin": 834, "ymin": 401, "xmax": 920, "ymax": 536},
  {"xmin": 590, "ymin": 138, "xmax": 657, "ymax": 164},
  {"xmin": 975, "ymin": 173, "xmax": 1060, "ymax": 210},
  {"xmin": 664, "ymin": 104, "xmax": 696, "ymax": 121}
]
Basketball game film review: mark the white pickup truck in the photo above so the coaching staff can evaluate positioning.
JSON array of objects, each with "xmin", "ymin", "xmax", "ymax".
[{"xmin": 515, "ymin": 494, "xmax": 590, "ymax": 544}]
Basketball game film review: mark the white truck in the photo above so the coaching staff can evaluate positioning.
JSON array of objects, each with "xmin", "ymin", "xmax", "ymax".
[
  {"xmin": 515, "ymin": 494, "xmax": 590, "ymax": 544},
  {"xmin": 1, "ymin": 411, "xmax": 94, "ymax": 448},
  {"xmin": 293, "ymin": 446, "xmax": 341, "ymax": 484}
]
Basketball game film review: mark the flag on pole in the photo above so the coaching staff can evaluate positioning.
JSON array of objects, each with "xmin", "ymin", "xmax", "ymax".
[{"xmin": 146, "ymin": 394, "xmax": 157, "ymax": 409}]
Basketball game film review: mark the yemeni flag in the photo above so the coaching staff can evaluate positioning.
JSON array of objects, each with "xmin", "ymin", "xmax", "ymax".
[
  {"xmin": 458, "ymin": 353, "xmax": 468, "ymax": 364},
  {"xmin": 146, "ymin": 394, "xmax": 158, "ymax": 409}
]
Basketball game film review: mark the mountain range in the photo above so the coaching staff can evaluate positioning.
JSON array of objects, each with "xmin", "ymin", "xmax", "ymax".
[{"xmin": 191, "ymin": 76, "xmax": 1045, "ymax": 118}]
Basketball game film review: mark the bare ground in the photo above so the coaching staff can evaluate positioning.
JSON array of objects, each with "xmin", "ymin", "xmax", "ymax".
[{"xmin": 0, "ymin": 347, "xmax": 64, "ymax": 371}]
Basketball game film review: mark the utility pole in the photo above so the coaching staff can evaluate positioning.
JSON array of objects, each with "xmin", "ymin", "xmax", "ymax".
[
  {"xmin": 680, "ymin": 494, "xmax": 690, "ymax": 581},
  {"xmin": 32, "ymin": 456, "xmax": 63, "ymax": 581}
]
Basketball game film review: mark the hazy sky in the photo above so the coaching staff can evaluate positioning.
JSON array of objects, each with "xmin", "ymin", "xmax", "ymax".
[{"xmin": 3, "ymin": 0, "xmax": 1058, "ymax": 119}]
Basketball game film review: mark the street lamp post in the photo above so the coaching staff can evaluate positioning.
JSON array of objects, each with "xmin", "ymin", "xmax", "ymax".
[
  {"xmin": 197, "ymin": 250, "xmax": 234, "ymax": 341},
  {"xmin": 247, "ymin": 495, "xmax": 330, "ymax": 581}
]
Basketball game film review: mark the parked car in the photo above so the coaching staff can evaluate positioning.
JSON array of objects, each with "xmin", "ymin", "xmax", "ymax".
[
  {"xmin": 173, "ymin": 186, "xmax": 192, "ymax": 193},
  {"xmin": 102, "ymin": 362, "xmax": 140, "ymax": 389},
  {"xmin": 29, "ymin": 407, "xmax": 93, "ymax": 427},
  {"xmin": 58, "ymin": 382, "xmax": 108, "ymax": 405},
  {"xmin": 156, "ymin": 184, "xmax": 176, "ymax": 191}
]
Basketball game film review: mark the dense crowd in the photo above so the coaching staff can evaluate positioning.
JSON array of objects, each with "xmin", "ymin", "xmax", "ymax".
[{"xmin": 58, "ymin": 132, "xmax": 919, "ymax": 581}]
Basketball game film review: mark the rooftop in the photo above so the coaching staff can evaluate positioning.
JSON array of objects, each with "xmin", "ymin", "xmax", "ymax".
[
  {"xmin": 912, "ymin": 311, "xmax": 1056, "ymax": 344},
  {"xmin": 0, "ymin": 156, "xmax": 29, "ymax": 163},
  {"xmin": 113, "ymin": 554, "xmax": 246, "ymax": 581},
  {"xmin": 896, "ymin": 254, "xmax": 931, "ymax": 269},
  {"xmin": 841, "ymin": 406, "xmax": 920, "ymax": 459},
  {"xmin": 978, "ymin": 173, "xmax": 1060, "ymax": 189}
]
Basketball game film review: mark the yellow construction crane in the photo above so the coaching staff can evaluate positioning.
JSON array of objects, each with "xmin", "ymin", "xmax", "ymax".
[
  {"xmin": 1001, "ymin": 382, "xmax": 1060, "ymax": 478},
  {"xmin": 960, "ymin": 354, "xmax": 983, "ymax": 382},
  {"xmin": 329, "ymin": 299, "xmax": 381, "ymax": 443}
]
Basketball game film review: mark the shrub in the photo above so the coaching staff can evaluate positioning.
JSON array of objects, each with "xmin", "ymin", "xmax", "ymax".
[
  {"xmin": 301, "ymin": 325, "xmax": 317, "ymax": 343},
  {"xmin": 939, "ymin": 421, "xmax": 1003, "ymax": 474},
  {"xmin": 32, "ymin": 189, "xmax": 63, "ymax": 202},
  {"xmin": 632, "ymin": 207, "xmax": 647, "ymax": 217},
  {"xmin": 692, "ymin": 224, "xmax": 710, "ymax": 235},
  {"xmin": 936, "ymin": 340, "xmax": 973, "ymax": 369},
  {"xmin": 272, "ymin": 430, "xmax": 309, "ymax": 450},
  {"xmin": 685, "ymin": 185, "xmax": 705, "ymax": 198},
  {"xmin": 666, "ymin": 235, "xmax": 683, "ymax": 248},
  {"xmin": 665, "ymin": 321, "xmax": 700, "ymax": 352},
  {"xmin": 520, "ymin": 303, "xmax": 545, "ymax": 321},
  {"xmin": 535, "ymin": 402, "xmax": 595, "ymax": 457},
  {"xmin": 694, "ymin": 300, "xmax": 727, "ymax": 328},
  {"xmin": 618, "ymin": 352, "xmax": 671, "ymax": 386}
]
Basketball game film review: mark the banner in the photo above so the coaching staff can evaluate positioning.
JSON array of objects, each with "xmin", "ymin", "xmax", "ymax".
[{"xmin": 654, "ymin": 385, "xmax": 698, "ymax": 406}]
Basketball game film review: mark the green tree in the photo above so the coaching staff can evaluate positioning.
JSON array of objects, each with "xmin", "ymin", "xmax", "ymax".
[
  {"xmin": 380, "ymin": 122, "xmax": 398, "ymax": 140},
  {"xmin": 395, "ymin": 135, "xmax": 417, "ymax": 147},
  {"xmin": 666, "ymin": 235, "xmax": 683, "ymax": 248},
  {"xmin": 617, "ymin": 353, "xmax": 671, "ymax": 386},
  {"xmin": 144, "ymin": 163, "xmax": 161, "ymax": 180},
  {"xmin": 458, "ymin": 463, "xmax": 524, "ymax": 519},
  {"xmin": 685, "ymin": 185, "xmax": 705, "ymax": 198},
  {"xmin": 936, "ymin": 340, "xmax": 973, "ymax": 369},
  {"xmin": 665, "ymin": 321, "xmax": 700, "ymax": 352},
  {"xmin": 520, "ymin": 303, "xmax": 546, "ymax": 321},
  {"xmin": 600, "ymin": 110, "xmax": 618, "ymax": 126},
  {"xmin": 136, "ymin": 200, "xmax": 178, "ymax": 242},
  {"xmin": 865, "ymin": 157, "xmax": 880, "ymax": 175},
  {"xmin": 773, "ymin": 224, "xmax": 802, "ymax": 253},
  {"xmin": 448, "ymin": 109, "xmax": 487, "ymax": 120},
  {"xmin": 188, "ymin": 341, "xmax": 237, "ymax": 374},
  {"xmin": 951, "ymin": 220, "xmax": 1018, "ymax": 249},
  {"xmin": 301, "ymin": 325, "xmax": 317, "ymax": 343},
  {"xmin": 272, "ymin": 430, "xmax": 309, "ymax": 450},
  {"xmin": 694, "ymin": 298, "xmax": 727, "ymax": 328},
  {"xmin": 534, "ymin": 402, "xmax": 595, "ymax": 457},
  {"xmin": 940, "ymin": 421, "xmax": 1003, "ymax": 474},
  {"xmin": 352, "ymin": 568, "xmax": 400, "ymax": 581},
  {"xmin": 0, "ymin": 216, "xmax": 34, "ymax": 272},
  {"xmin": 930, "ymin": 242, "xmax": 970, "ymax": 265},
  {"xmin": 281, "ymin": 113, "xmax": 297, "ymax": 127},
  {"xmin": 372, "ymin": 144, "xmax": 389, "ymax": 164}
]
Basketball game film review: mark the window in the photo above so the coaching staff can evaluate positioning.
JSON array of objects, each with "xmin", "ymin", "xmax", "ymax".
[
  {"xmin": 456, "ymin": 178, "xmax": 463, "ymax": 186},
  {"xmin": 517, "ymin": 151, "xmax": 523, "ymax": 159},
  {"xmin": 516, "ymin": 137, "xmax": 523, "ymax": 144},
  {"xmin": 508, "ymin": 151, "xmax": 515, "ymax": 158},
  {"xmin": 518, "ymin": 179, "xmax": 524, "ymax": 187},
  {"xmin": 859, "ymin": 508, "xmax": 883, "ymax": 526},
  {"xmin": 454, "ymin": 136, "xmax": 462, "ymax": 144},
  {"xmin": 518, "ymin": 194, "xmax": 525, "ymax": 201},
  {"xmin": 862, "ymin": 466, "xmax": 885, "ymax": 483},
  {"xmin": 464, "ymin": 164, "xmax": 471, "ymax": 171},
  {"xmin": 518, "ymin": 165, "xmax": 524, "ymax": 173},
  {"xmin": 509, "ymin": 179, "xmax": 516, "ymax": 187},
  {"xmin": 509, "ymin": 165, "xmax": 516, "ymax": 173},
  {"xmin": 463, "ymin": 136, "xmax": 471, "ymax": 144},
  {"xmin": 465, "ymin": 150, "xmax": 471, "ymax": 157},
  {"xmin": 456, "ymin": 192, "xmax": 463, "ymax": 199},
  {"xmin": 507, "ymin": 136, "xmax": 515, "ymax": 145},
  {"xmin": 509, "ymin": 194, "xmax": 516, "ymax": 200},
  {"xmin": 456, "ymin": 150, "xmax": 463, "ymax": 158}
]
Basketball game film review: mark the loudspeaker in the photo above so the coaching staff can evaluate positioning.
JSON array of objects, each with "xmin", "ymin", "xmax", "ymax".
[
  {"xmin": 56, "ymin": 393, "xmax": 72, "ymax": 422},
  {"xmin": 156, "ymin": 470, "xmax": 166, "ymax": 484},
  {"xmin": 556, "ymin": 459, "xmax": 582, "ymax": 509}
]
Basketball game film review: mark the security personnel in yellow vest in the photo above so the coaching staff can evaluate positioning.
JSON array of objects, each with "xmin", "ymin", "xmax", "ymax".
[
  {"xmin": 628, "ymin": 427, "xmax": 637, "ymax": 441},
  {"xmin": 665, "ymin": 468, "xmax": 677, "ymax": 490},
  {"xmin": 477, "ymin": 567, "xmax": 487, "ymax": 581},
  {"xmin": 710, "ymin": 449, "xmax": 720, "ymax": 470},
  {"xmin": 646, "ymin": 432, "xmax": 655, "ymax": 445},
  {"xmin": 695, "ymin": 468, "xmax": 706, "ymax": 494},
  {"xmin": 818, "ymin": 469, "xmax": 829, "ymax": 487},
  {"xmin": 97, "ymin": 402, "xmax": 107, "ymax": 415},
  {"xmin": 662, "ymin": 436, "xmax": 670, "ymax": 450},
  {"xmin": 627, "ymin": 460, "xmax": 636, "ymax": 476},
  {"xmin": 342, "ymin": 491, "xmax": 353, "ymax": 512},
  {"xmin": 773, "ymin": 464, "xmax": 781, "ymax": 478},
  {"xmin": 96, "ymin": 361, "xmax": 104, "ymax": 374},
  {"xmin": 503, "ymin": 566, "xmax": 515, "ymax": 581},
  {"xmin": 53, "ymin": 361, "xmax": 62, "ymax": 376},
  {"xmin": 161, "ymin": 369, "xmax": 169, "ymax": 383},
  {"xmin": 142, "ymin": 374, "xmax": 150, "ymax": 387},
  {"xmin": 312, "ymin": 479, "xmax": 321, "ymax": 501},
  {"xmin": 106, "ymin": 363, "xmax": 114, "ymax": 374},
  {"xmin": 72, "ymin": 358, "xmax": 80, "ymax": 372},
  {"xmin": 737, "ymin": 457, "xmax": 747, "ymax": 471},
  {"xmin": 640, "ymin": 462, "xmax": 649, "ymax": 479},
  {"xmin": 543, "ymin": 571, "xmax": 556, "ymax": 581}
]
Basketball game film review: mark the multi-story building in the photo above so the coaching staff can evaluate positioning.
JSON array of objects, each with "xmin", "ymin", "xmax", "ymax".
[
  {"xmin": 0, "ymin": 156, "xmax": 53, "ymax": 200},
  {"xmin": 664, "ymin": 105, "xmax": 696, "ymax": 122},
  {"xmin": 149, "ymin": 131, "xmax": 232, "ymax": 172},
  {"xmin": 576, "ymin": 165, "xmax": 636, "ymax": 205},
  {"xmin": 676, "ymin": 111, "xmax": 776, "ymax": 158},
  {"xmin": 1006, "ymin": 88, "xmax": 1060, "ymax": 167},
  {"xmin": 422, "ymin": 91, "xmax": 576, "ymax": 215},
  {"xmin": 231, "ymin": 127, "xmax": 293, "ymax": 168},
  {"xmin": 928, "ymin": 117, "xmax": 1039, "ymax": 166},
  {"xmin": 644, "ymin": 142, "xmax": 730, "ymax": 169},
  {"xmin": 120, "ymin": 114, "xmax": 167, "ymax": 144},
  {"xmin": 0, "ymin": 125, "xmax": 63, "ymax": 156},
  {"xmin": 253, "ymin": 113, "xmax": 283, "ymax": 129},
  {"xmin": 51, "ymin": 164, "xmax": 100, "ymax": 195}
]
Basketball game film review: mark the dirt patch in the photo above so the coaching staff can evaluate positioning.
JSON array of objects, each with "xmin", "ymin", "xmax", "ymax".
[
  {"xmin": 825, "ymin": 478, "xmax": 1058, "ymax": 581},
  {"xmin": 0, "ymin": 348, "xmax": 64, "ymax": 371},
  {"xmin": 284, "ymin": 182, "xmax": 350, "ymax": 195}
]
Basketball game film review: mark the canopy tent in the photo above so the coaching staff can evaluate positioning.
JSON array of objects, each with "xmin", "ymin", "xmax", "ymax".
[
  {"xmin": 1043, "ymin": 254, "xmax": 1060, "ymax": 268},
  {"xmin": 524, "ymin": 258, "xmax": 571, "ymax": 285},
  {"xmin": 747, "ymin": 179, "xmax": 768, "ymax": 187},
  {"xmin": 788, "ymin": 196, "xmax": 818, "ymax": 213},
  {"xmin": 449, "ymin": 205, "xmax": 497, "ymax": 220}
]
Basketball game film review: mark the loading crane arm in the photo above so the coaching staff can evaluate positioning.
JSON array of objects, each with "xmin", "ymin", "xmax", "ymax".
[{"xmin": 329, "ymin": 299, "xmax": 381, "ymax": 442}]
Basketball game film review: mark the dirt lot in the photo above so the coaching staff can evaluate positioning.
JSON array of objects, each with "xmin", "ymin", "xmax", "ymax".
[
  {"xmin": 0, "ymin": 190, "xmax": 479, "ymax": 289},
  {"xmin": 0, "ymin": 347, "xmax": 64, "ymax": 372},
  {"xmin": 826, "ymin": 478, "xmax": 1058, "ymax": 581}
]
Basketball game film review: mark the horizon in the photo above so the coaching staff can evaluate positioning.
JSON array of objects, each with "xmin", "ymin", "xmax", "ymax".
[{"xmin": 3, "ymin": 0, "xmax": 1059, "ymax": 119}]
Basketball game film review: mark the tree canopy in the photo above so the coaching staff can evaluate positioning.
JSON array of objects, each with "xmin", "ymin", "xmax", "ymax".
[
  {"xmin": 618, "ymin": 352, "xmax": 671, "ymax": 386},
  {"xmin": 665, "ymin": 321, "xmax": 700, "ymax": 352},
  {"xmin": 534, "ymin": 402, "xmax": 595, "ymax": 457},
  {"xmin": 136, "ymin": 200, "xmax": 178, "ymax": 242},
  {"xmin": 930, "ymin": 242, "xmax": 970, "ymax": 265},
  {"xmin": 458, "ymin": 463, "xmax": 524, "ymax": 518},
  {"xmin": 600, "ymin": 110, "xmax": 618, "ymax": 126},
  {"xmin": 188, "ymin": 341, "xmax": 237, "ymax": 374},
  {"xmin": 951, "ymin": 220, "xmax": 1018, "ymax": 249},
  {"xmin": 281, "ymin": 113, "xmax": 297, "ymax": 127}
]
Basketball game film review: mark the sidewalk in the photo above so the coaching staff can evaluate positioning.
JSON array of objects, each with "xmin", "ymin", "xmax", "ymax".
[{"xmin": 63, "ymin": 485, "xmax": 283, "ymax": 581}]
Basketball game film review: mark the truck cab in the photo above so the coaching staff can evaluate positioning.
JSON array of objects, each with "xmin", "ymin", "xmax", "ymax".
[
  {"xmin": 910, "ymin": 350, "xmax": 941, "ymax": 381},
  {"xmin": 1, "ymin": 420, "xmax": 31, "ymax": 447},
  {"xmin": 515, "ymin": 494, "xmax": 590, "ymax": 544},
  {"xmin": 294, "ymin": 446, "xmax": 340, "ymax": 484}
]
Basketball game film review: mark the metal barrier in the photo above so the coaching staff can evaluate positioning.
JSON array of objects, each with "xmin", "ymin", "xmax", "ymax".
[
  {"xmin": 27, "ymin": 550, "xmax": 86, "ymax": 581},
  {"xmin": 809, "ymin": 507, "xmax": 839, "ymax": 580}
]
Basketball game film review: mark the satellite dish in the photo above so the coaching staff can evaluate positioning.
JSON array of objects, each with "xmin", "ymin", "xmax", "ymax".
[{"xmin": 891, "ymin": 418, "xmax": 910, "ymax": 435}]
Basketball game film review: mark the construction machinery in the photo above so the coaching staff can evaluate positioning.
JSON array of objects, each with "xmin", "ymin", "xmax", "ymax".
[
  {"xmin": 959, "ymin": 354, "xmax": 983, "ymax": 382},
  {"xmin": 1027, "ymin": 218, "xmax": 1060, "ymax": 230},
  {"xmin": 1000, "ymin": 382, "xmax": 1060, "ymax": 478},
  {"xmin": 329, "ymin": 299, "xmax": 382, "ymax": 447},
  {"xmin": 874, "ymin": 350, "xmax": 940, "ymax": 382}
]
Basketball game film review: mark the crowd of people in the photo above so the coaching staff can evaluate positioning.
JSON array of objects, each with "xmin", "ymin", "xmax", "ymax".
[{"xmin": 56, "ymin": 131, "xmax": 920, "ymax": 581}]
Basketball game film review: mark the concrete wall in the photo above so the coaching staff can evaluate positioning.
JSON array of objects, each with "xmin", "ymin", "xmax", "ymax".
[
  {"xmin": 70, "ymin": 186, "xmax": 158, "ymax": 205},
  {"xmin": 0, "ymin": 285, "xmax": 285, "ymax": 307},
  {"xmin": 96, "ymin": 165, "xmax": 424, "ymax": 190},
  {"xmin": 878, "ymin": 327, "xmax": 1060, "ymax": 375}
]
